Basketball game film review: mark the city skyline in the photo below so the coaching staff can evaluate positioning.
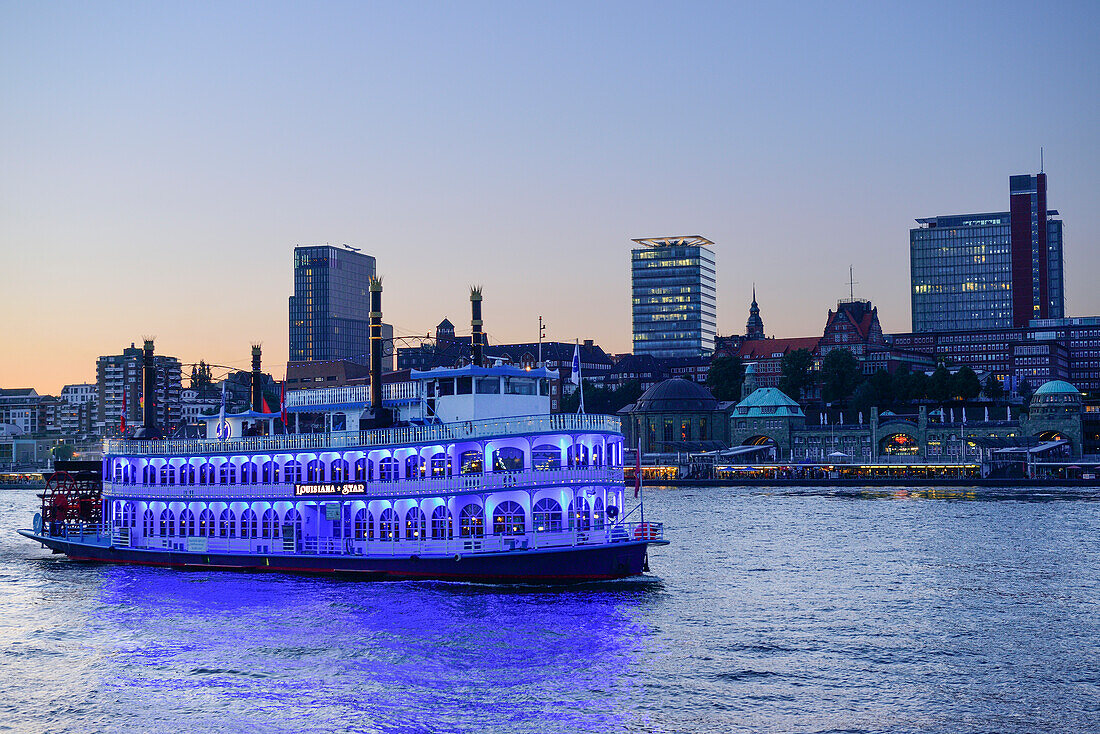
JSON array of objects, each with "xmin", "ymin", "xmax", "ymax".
[{"xmin": 4, "ymin": 2, "xmax": 1100, "ymax": 395}]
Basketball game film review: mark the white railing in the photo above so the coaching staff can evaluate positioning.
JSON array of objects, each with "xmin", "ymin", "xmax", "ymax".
[
  {"xmin": 100, "ymin": 521, "xmax": 663, "ymax": 556},
  {"xmin": 286, "ymin": 382, "xmax": 419, "ymax": 408},
  {"xmin": 104, "ymin": 413, "xmax": 621, "ymax": 457},
  {"xmin": 103, "ymin": 466, "xmax": 624, "ymax": 500}
]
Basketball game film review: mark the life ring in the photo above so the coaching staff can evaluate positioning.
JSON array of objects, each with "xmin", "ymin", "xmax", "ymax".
[
  {"xmin": 453, "ymin": 553, "xmax": 462, "ymax": 562},
  {"xmin": 633, "ymin": 523, "xmax": 659, "ymax": 541}
]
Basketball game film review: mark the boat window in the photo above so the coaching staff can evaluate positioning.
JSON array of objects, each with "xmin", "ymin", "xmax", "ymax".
[
  {"xmin": 459, "ymin": 450, "xmax": 482, "ymax": 475},
  {"xmin": 284, "ymin": 509, "xmax": 302, "ymax": 542},
  {"xmin": 283, "ymin": 459, "xmax": 301, "ymax": 488},
  {"xmin": 113, "ymin": 461, "xmax": 124, "ymax": 483},
  {"xmin": 567, "ymin": 444, "xmax": 589, "ymax": 467},
  {"xmin": 539, "ymin": 379, "xmax": 549, "ymax": 396},
  {"xmin": 353, "ymin": 508, "xmax": 368, "ymax": 540},
  {"xmin": 532, "ymin": 446, "xmax": 561, "ymax": 471},
  {"xmin": 405, "ymin": 507, "xmax": 426, "ymax": 539},
  {"xmin": 142, "ymin": 465, "xmax": 155, "ymax": 485},
  {"xmin": 430, "ymin": 453, "xmax": 449, "ymax": 477},
  {"xmin": 180, "ymin": 509, "xmax": 195, "ymax": 537},
  {"xmin": 593, "ymin": 497, "xmax": 605, "ymax": 530},
  {"xmin": 456, "ymin": 377, "xmax": 472, "ymax": 395},
  {"xmin": 379, "ymin": 457, "xmax": 398, "ymax": 482},
  {"xmin": 180, "ymin": 464, "xmax": 195, "ymax": 486},
  {"xmin": 504, "ymin": 377, "xmax": 535, "ymax": 395},
  {"xmin": 354, "ymin": 457, "xmax": 369, "ymax": 481},
  {"xmin": 437, "ymin": 379, "xmax": 455, "ymax": 396},
  {"xmin": 306, "ymin": 459, "xmax": 322, "ymax": 482},
  {"xmin": 262, "ymin": 461, "xmax": 279, "ymax": 484},
  {"xmin": 592, "ymin": 444, "xmax": 603, "ymax": 467},
  {"xmin": 475, "ymin": 377, "xmax": 500, "ymax": 394},
  {"xmin": 199, "ymin": 509, "xmax": 214, "ymax": 536},
  {"xmin": 330, "ymin": 459, "xmax": 349, "ymax": 482},
  {"xmin": 262, "ymin": 509, "xmax": 280, "ymax": 539},
  {"xmin": 492, "ymin": 501, "xmax": 525, "ymax": 536},
  {"xmin": 159, "ymin": 465, "xmax": 175, "ymax": 486},
  {"xmin": 219, "ymin": 508, "xmax": 233, "ymax": 538},
  {"xmin": 431, "ymin": 505, "xmax": 452, "ymax": 539},
  {"xmin": 240, "ymin": 463, "xmax": 255, "ymax": 485},
  {"xmin": 405, "ymin": 455, "xmax": 421, "ymax": 479},
  {"xmin": 568, "ymin": 497, "xmax": 591, "ymax": 531},
  {"xmin": 533, "ymin": 498, "xmax": 562, "ymax": 532},
  {"xmin": 492, "ymin": 447, "xmax": 524, "ymax": 472},
  {"xmin": 241, "ymin": 509, "xmax": 257, "ymax": 539},
  {"xmin": 160, "ymin": 509, "xmax": 174, "ymax": 536},
  {"xmin": 143, "ymin": 509, "xmax": 155, "ymax": 537},
  {"xmin": 218, "ymin": 463, "xmax": 237, "ymax": 485},
  {"xmin": 379, "ymin": 508, "xmax": 399, "ymax": 539},
  {"xmin": 459, "ymin": 503, "xmax": 484, "ymax": 538}
]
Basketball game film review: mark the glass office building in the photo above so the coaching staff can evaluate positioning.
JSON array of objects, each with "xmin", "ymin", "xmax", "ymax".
[
  {"xmin": 289, "ymin": 245, "xmax": 376, "ymax": 362},
  {"xmin": 631, "ymin": 236, "xmax": 717, "ymax": 359},
  {"xmin": 910, "ymin": 173, "xmax": 1064, "ymax": 333}
]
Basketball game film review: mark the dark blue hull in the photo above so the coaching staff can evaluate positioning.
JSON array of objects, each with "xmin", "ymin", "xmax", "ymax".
[{"xmin": 19, "ymin": 530, "xmax": 662, "ymax": 583}]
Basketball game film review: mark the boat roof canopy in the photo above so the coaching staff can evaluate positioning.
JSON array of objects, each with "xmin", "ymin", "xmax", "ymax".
[{"xmin": 410, "ymin": 364, "xmax": 558, "ymax": 381}]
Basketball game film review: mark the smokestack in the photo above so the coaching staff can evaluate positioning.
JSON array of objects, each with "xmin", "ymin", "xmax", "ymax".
[
  {"xmin": 370, "ymin": 277, "xmax": 384, "ymax": 416},
  {"xmin": 251, "ymin": 345, "xmax": 263, "ymax": 413},
  {"xmin": 471, "ymin": 286, "xmax": 483, "ymax": 367},
  {"xmin": 140, "ymin": 338, "xmax": 162, "ymax": 438}
]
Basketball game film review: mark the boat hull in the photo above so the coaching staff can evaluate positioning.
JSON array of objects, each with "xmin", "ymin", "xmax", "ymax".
[{"xmin": 18, "ymin": 530, "xmax": 662, "ymax": 583}]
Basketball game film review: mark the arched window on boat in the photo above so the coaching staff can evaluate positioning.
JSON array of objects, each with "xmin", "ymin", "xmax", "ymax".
[
  {"xmin": 353, "ymin": 508, "xmax": 368, "ymax": 540},
  {"xmin": 179, "ymin": 464, "xmax": 195, "ymax": 486},
  {"xmin": 354, "ymin": 457, "xmax": 370, "ymax": 481},
  {"xmin": 284, "ymin": 460, "xmax": 301, "ymax": 484},
  {"xmin": 199, "ymin": 463, "xmax": 216, "ymax": 485},
  {"xmin": 379, "ymin": 458, "xmax": 398, "ymax": 482},
  {"xmin": 160, "ymin": 509, "xmax": 173, "ymax": 537},
  {"xmin": 429, "ymin": 452, "xmax": 448, "ymax": 477},
  {"xmin": 459, "ymin": 503, "xmax": 484, "ymax": 538},
  {"xmin": 459, "ymin": 450, "xmax": 483, "ymax": 475},
  {"xmin": 262, "ymin": 461, "xmax": 279, "ymax": 484},
  {"xmin": 159, "ymin": 464, "xmax": 176, "ymax": 485},
  {"xmin": 379, "ymin": 508, "xmax": 399, "ymax": 539},
  {"xmin": 567, "ymin": 444, "xmax": 589, "ymax": 468},
  {"xmin": 431, "ymin": 505, "xmax": 452, "ymax": 539},
  {"xmin": 219, "ymin": 462, "xmax": 237, "ymax": 485},
  {"xmin": 113, "ymin": 461, "xmax": 124, "ymax": 484},
  {"xmin": 199, "ymin": 508, "xmax": 214, "ymax": 536},
  {"xmin": 143, "ymin": 508, "xmax": 154, "ymax": 537},
  {"xmin": 592, "ymin": 444, "xmax": 603, "ymax": 467},
  {"xmin": 306, "ymin": 459, "xmax": 322, "ymax": 483},
  {"xmin": 568, "ymin": 496, "xmax": 591, "ymax": 531},
  {"xmin": 330, "ymin": 458, "xmax": 349, "ymax": 482},
  {"xmin": 219, "ymin": 508, "xmax": 234, "ymax": 538},
  {"xmin": 142, "ymin": 465, "xmax": 155, "ymax": 485},
  {"xmin": 112, "ymin": 502, "xmax": 123, "ymax": 527},
  {"xmin": 405, "ymin": 455, "xmax": 422, "ymax": 480},
  {"xmin": 493, "ymin": 501, "xmax": 525, "ymax": 536},
  {"xmin": 533, "ymin": 498, "xmax": 563, "ymax": 532},
  {"xmin": 492, "ymin": 447, "xmax": 524, "ymax": 472},
  {"xmin": 241, "ymin": 509, "xmax": 257, "ymax": 539},
  {"xmin": 122, "ymin": 502, "xmax": 136, "ymax": 528},
  {"xmin": 262, "ymin": 508, "xmax": 280, "ymax": 539},
  {"xmin": 283, "ymin": 508, "xmax": 302, "ymax": 544},
  {"xmin": 128, "ymin": 464, "xmax": 138, "ymax": 484},
  {"xmin": 532, "ymin": 445, "xmax": 561, "ymax": 471},
  {"xmin": 180, "ymin": 508, "xmax": 195, "ymax": 537},
  {"xmin": 592, "ymin": 497, "xmax": 605, "ymax": 530},
  {"xmin": 405, "ymin": 506, "xmax": 426, "ymax": 539},
  {"xmin": 240, "ymin": 462, "xmax": 257, "ymax": 485}
]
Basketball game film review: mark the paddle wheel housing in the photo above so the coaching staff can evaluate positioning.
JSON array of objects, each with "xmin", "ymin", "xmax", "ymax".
[{"xmin": 40, "ymin": 460, "xmax": 103, "ymax": 535}]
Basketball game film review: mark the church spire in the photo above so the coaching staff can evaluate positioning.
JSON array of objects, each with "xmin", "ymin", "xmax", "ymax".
[{"xmin": 746, "ymin": 285, "xmax": 765, "ymax": 339}]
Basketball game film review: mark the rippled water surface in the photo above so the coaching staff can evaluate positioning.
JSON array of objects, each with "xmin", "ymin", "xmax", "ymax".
[{"xmin": 2, "ymin": 486, "xmax": 1099, "ymax": 733}]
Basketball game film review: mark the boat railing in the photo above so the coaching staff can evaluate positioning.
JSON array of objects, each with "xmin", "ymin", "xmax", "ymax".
[
  {"xmin": 69, "ymin": 520, "xmax": 664, "ymax": 555},
  {"xmin": 103, "ymin": 466, "xmax": 625, "ymax": 500},
  {"xmin": 103, "ymin": 413, "xmax": 621, "ymax": 456}
]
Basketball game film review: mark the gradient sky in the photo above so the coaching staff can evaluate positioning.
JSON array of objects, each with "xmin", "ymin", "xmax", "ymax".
[{"xmin": 3, "ymin": 1, "xmax": 1099, "ymax": 395}]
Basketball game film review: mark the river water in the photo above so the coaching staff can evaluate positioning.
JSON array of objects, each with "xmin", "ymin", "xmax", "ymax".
[{"xmin": 2, "ymin": 485, "xmax": 1098, "ymax": 733}]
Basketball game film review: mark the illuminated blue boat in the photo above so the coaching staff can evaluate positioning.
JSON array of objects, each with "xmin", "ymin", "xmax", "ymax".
[{"xmin": 20, "ymin": 285, "xmax": 666, "ymax": 583}]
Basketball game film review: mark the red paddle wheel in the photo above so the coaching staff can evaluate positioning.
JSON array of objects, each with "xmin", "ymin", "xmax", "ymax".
[{"xmin": 40, "ymin": 462, "xmax": 103, "ymax": 534}]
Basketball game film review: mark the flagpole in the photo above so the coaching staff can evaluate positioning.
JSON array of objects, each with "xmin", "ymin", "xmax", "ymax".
[
  {"xmin": 575, "ymin": 338, "xmax": 585, "ymax": 415},
  {"xmin": 636, "ymin": 436, "xmax": 644, "ymax": 525}
]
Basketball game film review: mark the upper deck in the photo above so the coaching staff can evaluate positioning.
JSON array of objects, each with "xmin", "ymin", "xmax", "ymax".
[{"xmin": 104, "ymin": 412, "xmax": 621, "ymax": 458}]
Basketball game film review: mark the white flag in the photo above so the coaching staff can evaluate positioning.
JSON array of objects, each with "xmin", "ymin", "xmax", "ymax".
[{"xmin": 570, "ymin": 343, "xmax": 581, "ymax": 386}]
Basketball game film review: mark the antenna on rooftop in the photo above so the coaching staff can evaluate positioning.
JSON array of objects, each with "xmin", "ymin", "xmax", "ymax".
[
  {"xmin": 847, "ymin": 265, "xmax": 858, "ymax": 301},
  {"xmin": 1040, "ymin": 146, "xmax": 1044, "ymax": 174}
]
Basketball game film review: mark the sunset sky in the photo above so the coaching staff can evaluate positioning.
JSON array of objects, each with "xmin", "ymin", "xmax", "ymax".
[{"xmin": 3, "ymin": 1, "xmax": 1099, "ymax": 395}]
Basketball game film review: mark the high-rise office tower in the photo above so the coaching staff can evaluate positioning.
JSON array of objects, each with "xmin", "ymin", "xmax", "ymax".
[
  {"xmin": 910, "ymin": 173, "xmax": 1064, "ymax": 332},
  {"xmin": 630, "ymin": 236, "xmax": 717, "ymax": 358},
  {"xmin": 289, "ymin": 245, "xmax": 377, "ymax": 362}
]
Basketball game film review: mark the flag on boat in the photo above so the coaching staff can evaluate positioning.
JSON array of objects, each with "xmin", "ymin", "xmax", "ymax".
[
  {"xmin": 280, "ymin": 379, "xmax": 287, "ymax": 427},
  {"xmin": 570, "ymin": 343, "xmax": 581, "ymax": 386},
  {"xmin": 217, "ymin": 381, "xmax": 227, "ymax": 440},
  {"xmin": 120, "ymin": 387, "xmax": 127, "ymax": 434}
]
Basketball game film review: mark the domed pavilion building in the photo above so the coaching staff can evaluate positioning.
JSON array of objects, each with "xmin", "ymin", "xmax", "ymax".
[{"xmin": 619, "ymin": 378, "xmax": 733, "ymax": 453}]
